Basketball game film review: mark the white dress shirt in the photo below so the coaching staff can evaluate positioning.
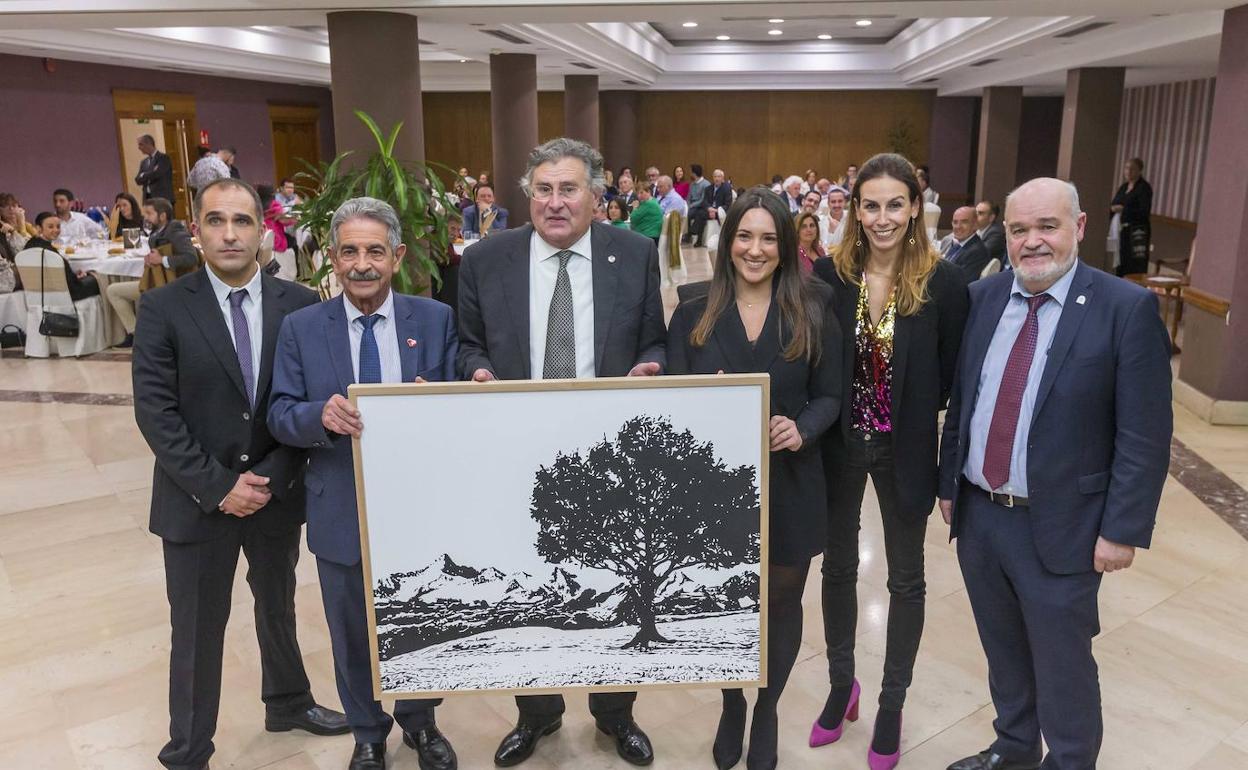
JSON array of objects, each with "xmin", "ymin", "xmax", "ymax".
[
  {"xmin": 205, "ymin": 264, "xmax": 264, "ymax": 400},
  {"xmin": 56, "ymin": 211, "xmax": 105, "ymax": 243},
  {"xmin": 530, "ymin": 228, "xmax": 595, "ymax": 379},
  {"xmin": 343, "ymin": 290, "xmax": 403, "ymax": 383}
]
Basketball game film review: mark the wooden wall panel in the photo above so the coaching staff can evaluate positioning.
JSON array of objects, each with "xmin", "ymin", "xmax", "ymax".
[
  {"xmin": 537, "ymin": 91, "xmax": 565, "ymax": 145},
  {"xmin": 422, "ymin": 92, "xmax": 492, "ymax": 180}
]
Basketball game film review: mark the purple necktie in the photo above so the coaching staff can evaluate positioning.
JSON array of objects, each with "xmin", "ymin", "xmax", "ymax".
[
  {"xmin": 228, "ymin": 289, "xmax": 255, "ymax": 407},
  {"xmin": 982, "ymin": 293, "xmax": 1051, "ymax": 491}
]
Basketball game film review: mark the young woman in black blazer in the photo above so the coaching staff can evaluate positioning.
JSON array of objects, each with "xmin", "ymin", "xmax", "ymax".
[
  {"xmin": 668, "ymin": 187, "xmax": 843, "ymax": 770},
  {"xmin": 809, "ymin": 154, "xmax": 969, "ymax": 769}
]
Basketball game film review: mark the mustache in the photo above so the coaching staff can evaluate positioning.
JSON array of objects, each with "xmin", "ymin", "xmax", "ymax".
[{"xmin": 346, "ymin": 269, "xmax": 383, "ymax": 281}]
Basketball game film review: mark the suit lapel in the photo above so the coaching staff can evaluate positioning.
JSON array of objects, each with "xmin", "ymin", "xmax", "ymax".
[
  {"xmin": 254, "ymin": 274, "xmax": 285, "ymax": 402},
  {"xmin": 711, "ymin": 303, "xmax": 757, "ymax": 375},
  {"xmin": 961, "ymin": 276, "xmax": 1013, "ymax": 431},
  {"xmin": 1031, "ymin": 262, "xmax": 1094, "ymax": 426},
  {"xmin": 590, "ymin": 223, "xmax": 618, "ymax": 373},
  {"xmin": 183, "ymin": 270, "xmax": 248, "ymax": 403},
  {"xmin": 891, "ymin": 310, "xmax": 912, "ymax": 422},
  {"xmin": 501, "ymin": 226, "xmax": 532, "ymax": 378},
  {"xmin": 751, "ymin": 290, "xmax": 784, "ymax": 373},
  {"xmin": 393, "ymin": 295, "xmax": 419, "ymax": 383},
  {"xmin": 324, "ymin": 295, "xmax": 356, "ymax": 392}
]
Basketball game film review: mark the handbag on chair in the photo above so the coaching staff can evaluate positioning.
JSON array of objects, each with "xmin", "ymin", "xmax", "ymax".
[{"xmin": 37, "ymin": 248, "xmax": 80, "ymax": 338}]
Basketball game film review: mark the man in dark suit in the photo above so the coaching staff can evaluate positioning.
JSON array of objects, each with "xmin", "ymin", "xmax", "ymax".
[
  {"xmin": 107, "ymin": 197, "xmax": 199, "ymax": 347},
  {"xmin": 975, "ymin": 199, "xmax": 1007, "ymax": 266},
  {"xmin": 944, "ymin": 205, "xmax": 992, "ymax": 282},
  {"xmin": 938, "ymin": 178, "xmax": 1172, "ymax": 770},
  {"xmin": 268, "ymin": 197, "xmax": 459, "ymax": 770},
  {"xmin": 460, "ymin": 182, "xmax": 509, "ymax": 238},
  {"xmin": 135, "ymin": 133, "xmax": 176, "ymax": 205},
  {"xmin": 458, "ymin": 137, "xmax": 666, "ymax": 767},
  {"xmin": 705, "ymin": 168, "xmax": 734, "ymax": 226},
  {"xmin": 133, "ymin": 178, "xmax": 348, "ymax": 770}
]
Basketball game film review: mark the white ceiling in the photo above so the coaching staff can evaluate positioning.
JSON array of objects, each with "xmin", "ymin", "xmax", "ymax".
[{"xmin": 0, "ymin": 1, "xmax": 1229, "ymax": 95}]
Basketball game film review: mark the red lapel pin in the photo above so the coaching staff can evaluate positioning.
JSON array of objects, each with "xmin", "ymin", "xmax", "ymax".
[{"xmin": 406, "ymin": 338, "xmax": 417, "ymax": 347}]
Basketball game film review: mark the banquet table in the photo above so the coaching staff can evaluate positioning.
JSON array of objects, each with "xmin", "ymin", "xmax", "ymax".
[{"xmin": 62, "ymin": 244, "xmax": 145, "ymax": 346}]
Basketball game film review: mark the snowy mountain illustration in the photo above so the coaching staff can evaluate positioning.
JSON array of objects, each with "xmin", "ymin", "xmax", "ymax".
[{"xmin": 374, "ymin": 553, "xmax": 758, "ymax": 660}]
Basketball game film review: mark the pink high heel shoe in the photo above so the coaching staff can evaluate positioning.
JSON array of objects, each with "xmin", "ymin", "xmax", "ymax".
[
  {"xmin": 808, "ymin": 678, "xmax": 861, "ymax": 747},
  {"xmin": 867, "ymin": 712, "xmax": 902, "ymax": 770}
]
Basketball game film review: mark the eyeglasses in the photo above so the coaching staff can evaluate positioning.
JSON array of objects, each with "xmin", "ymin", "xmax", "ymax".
[{"xmin": 529, "ymin": 183, "xmax": 586, "ymax": 202}]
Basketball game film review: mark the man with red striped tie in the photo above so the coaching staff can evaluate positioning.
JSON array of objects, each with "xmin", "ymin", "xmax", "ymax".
[{"xmin": 936, "ymin": 178, "xmax": 1173, "ymax": 770}]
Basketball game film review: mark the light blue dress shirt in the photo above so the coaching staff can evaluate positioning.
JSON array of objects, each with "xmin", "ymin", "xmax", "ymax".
[
  {"xmin": 963, "ymin": 262, "xmax": 1078, "ymax": 496},
  {"xmin": 344, "ymin": 290, "xmax": 403, "ymax": 383},
  {"xmin": 205, "ymin": 264, "xmax": 263, "ymax": 400}
]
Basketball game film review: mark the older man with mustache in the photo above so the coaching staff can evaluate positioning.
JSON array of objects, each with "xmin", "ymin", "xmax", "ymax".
[{"xmin": 268, "ymin": 197, "xmax": 460, "ymax": 770}]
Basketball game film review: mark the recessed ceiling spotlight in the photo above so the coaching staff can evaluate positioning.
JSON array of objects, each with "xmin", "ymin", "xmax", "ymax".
[
  {"xmin": 769, "ymin": 18, "xmax": 784, "ymax": 24},
  {"xmin": 817, "ymin": 34, "xmax": 832, "ymax": 40},
  {"xmin": 716, "ymin": 35, "xmax": 731, "ymax": 41},
  {"xmin": 768, "ymin": 29, "xmax": 783, "ymax": 36},
  {"xmin": 682, "ymin": 21, "xmax": 698, "ymax": 28},
  {"xmin": 856, "ymin": 19, "xmax": 873, "ymax": 27}
]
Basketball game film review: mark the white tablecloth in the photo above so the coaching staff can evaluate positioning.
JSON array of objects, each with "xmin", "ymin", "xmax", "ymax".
[{"xmin": 68, "ymin": 250, "xmax": 146, "ymax": 278}]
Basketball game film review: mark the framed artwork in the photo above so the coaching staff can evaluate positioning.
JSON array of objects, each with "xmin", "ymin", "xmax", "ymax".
[{"xmin": 349, "ymin": 374, "xmax": 769, "ymax": 698}]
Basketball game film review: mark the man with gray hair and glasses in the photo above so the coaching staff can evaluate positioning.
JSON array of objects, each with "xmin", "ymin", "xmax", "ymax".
[
  {"xmin": 269, "ymin": 197, "xmax": 459, "ymax": 770},
  {"xmin": 457, "ymin": 137, "xmax": 666, "ymax": 767}
]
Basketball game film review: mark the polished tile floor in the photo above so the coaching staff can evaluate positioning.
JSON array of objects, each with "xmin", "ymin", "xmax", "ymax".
[{"xmin": 2, "ymin": 248, "xmax": 1247, "ymax": 769}]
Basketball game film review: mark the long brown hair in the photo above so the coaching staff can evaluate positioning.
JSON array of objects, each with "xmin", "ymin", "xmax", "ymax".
[
  {"xmin": 690, "ymin": 186, "xmax": 823, "ymax": 362},
  {"xmin": 831, "ymin": 153, "xmax": 939, "ymax": 316}
]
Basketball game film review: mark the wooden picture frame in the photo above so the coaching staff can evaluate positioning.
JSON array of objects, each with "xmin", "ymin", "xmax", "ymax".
[{"xmin": 349, "ymin": 374, "xmax": 770, "ymax": 699}]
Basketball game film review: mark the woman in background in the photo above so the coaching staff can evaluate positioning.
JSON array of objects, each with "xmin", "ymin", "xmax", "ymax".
[
  {"xmin": 672, "ymin": 165, "xmax": 691, "ymax": 200},
  {"xmin": 795, "ymin": 210, "xmax": 825, "ymax": 273},
  {"xmin": 111, "ymin": 192, "xmax": 143, "ymax": 239}
]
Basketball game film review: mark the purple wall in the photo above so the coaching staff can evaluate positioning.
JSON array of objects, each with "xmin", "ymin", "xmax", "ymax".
[
  {"xmin": 0, "ymin": 53, "xmax": 334, "ymax": 212},
  {"xmin": 1016, "ymin": 96, "xmax": 1063, "ymax": 183}
]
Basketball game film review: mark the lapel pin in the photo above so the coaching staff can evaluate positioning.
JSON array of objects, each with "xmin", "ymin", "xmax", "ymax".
[
  {"xmin": 406, "ymin": 338, "xmax": 417, "ymax": 347},
  {"xmin": 607, "ymin": 255, "xmax": 616, "ymax": 263},
  {"xmin": 1076, "ymin": 295, "xmax": 1086, "ymax": 305}
]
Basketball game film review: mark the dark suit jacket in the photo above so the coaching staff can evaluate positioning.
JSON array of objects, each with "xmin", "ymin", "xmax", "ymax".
[
  {"xmin": 148, "ymin": 220, "xmax": 199, "ymax": 272},
  {"xmin": 946, "ymin": 233, "xmax": 992, "ymax": 282},
  {"xmin": 666, "ymin": 284, "xmax": 842, "ymax": 560},
  {"xmin": 813, "ymin": 258, "xmax": 970, "ymax": 521},
  {"xmin": 457, "ymin": 222, "xmax": 666, "ymax": 379},
  {"xmin": 938, "ymin": 261, "xmax": 1173, "ymax": 574},
  {"xmin": 132, "ymin": 268, "xmax": 319, "ymax": 543},
  {"xmin": 135, "ymin": 150, "xmax": 175, "ymax": 203},
  {"xmin": 707, "ymin": 183, "xmax": 733, "ymax": 213},
  {"xmin": 268, "ymin": 293, "xmax": 458, "ymax": 566},
  {"xmin": 461, "ymin": 204, "xmax": 509, "ymax": 235},
  {"xmin": 980, "ymin": 221, "xmax": 1006, "ymax": 263}
]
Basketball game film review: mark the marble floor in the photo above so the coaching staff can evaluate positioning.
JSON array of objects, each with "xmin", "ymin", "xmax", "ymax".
[{"xmin": 2, "ymin": 248, "xmax": 1247, "ymax": 769}]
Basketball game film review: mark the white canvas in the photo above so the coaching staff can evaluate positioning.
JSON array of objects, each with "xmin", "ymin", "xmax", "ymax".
[{"xmin": 353, "ymin": 377, "xmax": 767, "ymax": 696}]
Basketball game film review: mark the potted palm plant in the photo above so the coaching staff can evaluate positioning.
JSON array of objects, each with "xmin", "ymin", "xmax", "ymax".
[{"xmin": 293, "ymin": 110, "xmax": 457, "ymax": 296}]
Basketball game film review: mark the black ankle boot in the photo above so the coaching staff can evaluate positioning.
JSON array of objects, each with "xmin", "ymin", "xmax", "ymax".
[
  {"xmin": 712, "ymin": 690, "xmax": 746, "ymax": 769},
  {"xmin": 745, "ymin": 702, "xmax": 777, "ymax": 770}
]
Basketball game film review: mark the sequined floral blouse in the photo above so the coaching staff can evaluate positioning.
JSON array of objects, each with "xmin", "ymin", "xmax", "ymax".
[{"xmin": 851, "ymin": 275, "xmax": 897, "ymax": 433}]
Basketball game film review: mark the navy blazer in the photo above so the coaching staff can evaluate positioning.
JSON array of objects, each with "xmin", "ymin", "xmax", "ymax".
[
  {"xmin": 461, "ymin": 204, "xmax": 509, "ymax": 235},
  {"xmin": 267, "ymin": 292, "xmax": 458, "ymax": 566},
  {"xmin": 937, "ymin": 261, "xmax": 1173, "ymax": 574}
]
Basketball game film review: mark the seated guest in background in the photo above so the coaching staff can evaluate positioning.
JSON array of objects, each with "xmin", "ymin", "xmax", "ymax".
[
  {"xmin": 477, "ymin": 171, "xmax": 490, "ymax": 187},
  {"xmin": 256, "ymin": 185, "xmax": 291, "ymax": 255},
  {"xmin": 462, "ymin": 182, "xmax": 509, "ymax": 238},
  {"xmin": 816, "ymin": 177, "xmax": 833, "ymax": 202},
  {"xmin": 52, "ymin": 188, "xmax": 106, "ymax": 243},
  {"xmin": 975, "ymin": 199, "xmax": 1007, "ymax": 266},
  {"xmin": 838, "ymin": 163, "xmax": 859, "ymax": 191},
  {"xmin": 187, "ymin": 148, "xmax": 235, "ymax": 194},
  {"xmin": 686, "ymin": 164, "xmax": 712, "ymax": 246},
  {"xmin": 795, "ymin": 210, "xmax": 825, "ymax": 272},
  {"xmin": 824, "ymin": 186, "xmax": 849, "ymax": 248},
  {"xmin": 134, "ymin": 133, "xmax": 175, "ymax": 205},
  {"xmin": 672, "ymin": 165, "xmax": 691, "ymax": 200},
  {"xmin": 111, "ymin": 192, "xmax": 143, "ymax": 239},
  {"xmin": 667, "ymin": 187, "xmax": 841, "ymax": 770},
  {"xmin": 630, "ymin": 184, "xmax": 663, "ymax": 244},
  {"xmin": 781, "ymin": 175, "xmax": 804, "ymax": 213},
  {"xmin": 593, "ymin": 200, "xmax": 610, "ymax": 223},
  {"xmin": 707, "ymin": 169, "xmax": 734, "ymax": 224},
  {"xmin": 27, "ymin": 212, "xmax": 101, "ymax": 300},
  {"xmin": 269, "ymin": 197, "xmax": 459, "ymax": 770},
  {"xmin": 943, "ymin": 206, "xmax": 991, "ymax": 282},
  {"xmin": 917, "ymin": 165, "xmax": 937, "ymax": 204},
  {"xmin": 656, "ymin": 175, "xmax": 688, "ymax": 218},
  {"xmin": 644, "ymin": 166, "xmax": 661, "ymax": 196},
  {"xmin": 616, "ymin": 174, "xmax": 639, "ymax": 210},
  {"xmin": 1, "ymin": 192, "xmax": 37, "ymax": 248},
  {"xmin": 436, "ymin": 213, "xmax": 464, "ymax": 315},
  {"xmin": 803, "ymin": 169, "xmax": 819, "ymax": 194},
  {"xmin": 275, "ymin": 178, "xmax": 301, "ymax": 213},
  {"xmin": 801, "ymin": 190, "xmax": 833, "ymax": 250},
  {"xmin": 107, "ymin": 197, "xmax": 199, "ymax": 348},
  {"xmin": 603, "ymin": 168, "xmax": 618, "ymax": 200},
  {"xmin": 770, "ymin": 174, "xmax": 784, "ymax": 195},
  {"xmin": 607, "ymin": 197, "xmax": 631, "ymax": 228}
]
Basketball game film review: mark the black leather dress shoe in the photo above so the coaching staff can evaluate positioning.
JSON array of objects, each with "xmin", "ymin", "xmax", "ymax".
[
  {"xmin": 265, "ymin": 703, "xmax": 351, "ymax": 736},
  {"xmin": 403, "ymin": 725, "xmax": 457, "ymax": 770},
  {"xmin": 596, "ymin": 718, "xmax": 655, "ymax": 766},
  {"xmin": 947, "ymin": 749, "xmax": 1041, "ymax": 770},
  {"xmin": 493, "ymin": 719, "xmax": 562, "ymax": 766},
  {"xmin": 349, "ymin": 742, "xmax": 386, "ymax": 770}
]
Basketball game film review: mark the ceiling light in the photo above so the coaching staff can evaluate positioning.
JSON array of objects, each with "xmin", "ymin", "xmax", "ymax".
[
  {"xmin": 817, "ymin": 34, "xmax": 832, "ymax": 40},
  {"xmin": 682, "ymin": 21, "xmax": 698, "ymax": 28},
  {"xmin": 856, "ymin": 19, "xmax": 873, "ymax": 27},
  {"xmin": 768, "ymin": 29, "xmax": 783, "ymax": 36},
  {"xmin": 459, "ymin": 58, "xmax": 468, "ymax": 62},
  {"xmin": 768, "ymin": 18, "xmax": 784, "ymax": 23},
  {"xmin": 716, "ymin": 35, "xmax": 731, "ymax": 41}
]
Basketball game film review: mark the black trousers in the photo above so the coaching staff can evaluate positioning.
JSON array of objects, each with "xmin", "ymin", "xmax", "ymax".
[
  {"xmin": 318, "ymin": 557, "xmax": 441, "ymax": 743},
  {"xmin": 957, "ymin": 484, "xmax": 1103, "ymax": 770},
  {"xmin": 159, "ymin": 522, "xmax": 314, "ymax": 770},
  {"xmin": 688, "ymin": 205, "xmax": 709, "ymax": 242},
  {"xmin": 515, "ymin": 691, "xmax": 636, "ymax": 725},
  {"xmin": 822, "ymin": 431, "xmax": 928, "ymax": 710}
]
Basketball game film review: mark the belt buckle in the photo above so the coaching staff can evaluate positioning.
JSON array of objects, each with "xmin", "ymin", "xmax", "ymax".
[{"xmin": 1001, "ymin": 493, "xmax": 1015, "ymax": 508}]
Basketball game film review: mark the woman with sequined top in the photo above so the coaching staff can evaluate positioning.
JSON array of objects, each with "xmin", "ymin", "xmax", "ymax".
[{"xmin": 810, "ymin": 154, "xmax": 970, "ymax": 769}]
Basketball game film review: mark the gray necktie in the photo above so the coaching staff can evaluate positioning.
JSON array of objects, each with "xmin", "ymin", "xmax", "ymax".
[
  {"xmin": 228, "ymin": 289, "xmax": 255, "ymax": 406},
  {"xmin": 543, "ymin": 250, "xmax": 576, "ymax": 379}
]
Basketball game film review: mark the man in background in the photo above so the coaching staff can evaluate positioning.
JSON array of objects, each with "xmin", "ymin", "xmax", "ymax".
[
  {"xmin": 135, "ymin": 134, "xmax": 175, "ymax": 205},
  {"xmin": 52, "ymin": 188, "xmax": 105, "ymax": 242},
  {"xmin": 106, "ymin": 197, "xmax": 198, "ymax": 348}
]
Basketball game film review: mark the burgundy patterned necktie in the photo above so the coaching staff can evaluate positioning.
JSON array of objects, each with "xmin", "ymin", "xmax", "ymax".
[{"xmin": 981, "ymin": 293, "xmax": 1051, "ymax": 491}]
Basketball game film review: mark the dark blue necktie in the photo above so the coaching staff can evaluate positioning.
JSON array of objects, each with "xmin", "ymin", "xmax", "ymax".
[
  {"xmin": 227, "ymin": 289, "xmax": 255, "ymax": 406},
  {"xmin": 357, "ymin": 314, "xmax": 382, "ymax": 384},
  {"xmin": 946, "ymin": 241, "xmax": 963, "ymax": 262}
]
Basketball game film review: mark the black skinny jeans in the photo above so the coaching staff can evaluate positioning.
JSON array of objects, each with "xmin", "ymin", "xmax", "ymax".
[{"xmin": 821, "ymin": 430, "xmax": 927, "ymax": 711}]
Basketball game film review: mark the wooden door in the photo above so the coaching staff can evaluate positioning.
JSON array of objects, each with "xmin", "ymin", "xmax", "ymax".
[
  {"xmin": 112, "ymin": 89, "xmax": 198, "ymax": 222},
  {"xmin": 160, "ymin": 121, "xmax": 193, "ymax": 221},
  {"xmin": 270, "ymin": 105, "xmax": 321, "ymax": 188}
]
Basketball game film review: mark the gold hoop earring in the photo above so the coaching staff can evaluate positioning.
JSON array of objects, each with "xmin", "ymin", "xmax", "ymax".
[
  {"xmin": 908, "ymin": 218, "xmax": 916, "ymax": 246},
  {"xmin": 855, "ymin": 224, "xmax": 862, "ymax": 248}
]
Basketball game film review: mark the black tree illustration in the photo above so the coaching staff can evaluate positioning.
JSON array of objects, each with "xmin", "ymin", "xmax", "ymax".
[{"xmin": 531, "ymin": 415, "xmax": 760, "ymax": 650}]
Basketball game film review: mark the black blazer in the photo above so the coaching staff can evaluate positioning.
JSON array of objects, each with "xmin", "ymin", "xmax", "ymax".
[
  {"xmin": 135, "ymin": 150, "xmax": 175, "ymax": 203},
  {"xmin": 667, "ymin": 282, "xmax": 842, "ymax": 562},
  {"xmin": 707, "ymin": 183, "xmax": 733, "ymax": 213},
  {"xmin": 980, "ymin": 221, "xmax": 1007, "ymax": 263},
  {"xmin": 813, "ymin": 258, "xmax": 970, "ymax": 521},
  {"xmin": 947, "ymin": 233, "xmax": 992, "ymax": 282},
  {"xmin": 938, "ymin": 262, "xmax": 1172, "ymax": 573},
  {"xmin": 132, "ymin": 268, "xmax": 319, "ymax": 543},
  {"xmin": 148, "ymin": 220, "xmax": 199, "ymax": 272},
  {"xmin": 457, "ymin": 222, "xmax": 667, "ymax": 379}
]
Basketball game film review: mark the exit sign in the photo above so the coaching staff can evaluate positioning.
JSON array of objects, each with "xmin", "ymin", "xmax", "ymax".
[{"xmin": 152, "ymin": 103, "xmax": 165, "ymax": 112}]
